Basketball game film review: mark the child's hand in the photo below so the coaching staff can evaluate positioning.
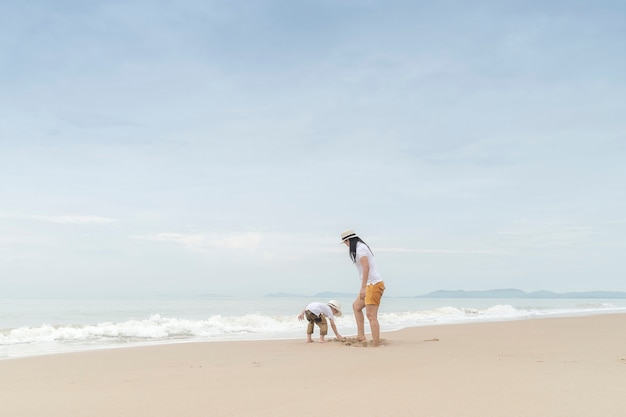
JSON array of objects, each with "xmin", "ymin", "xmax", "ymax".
[{"xmin": 297, "ymin": 313, "xmax": 304, "ymax": 321}]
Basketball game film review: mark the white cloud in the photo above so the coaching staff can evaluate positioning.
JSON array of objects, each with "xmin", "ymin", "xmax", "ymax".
[
  {"xmin": 0, "ymin": 213, "xmax": 117, "ymax": 224},
  {"xmin": 378, "ymin": 247, "xmax": 508, "ymax": 255},
  {"xmin": 132, "ymin": 233, "xmax": 205, "ymax": 251},
  {"xmin": 210, "ymin": 232, "xmax": 262, "ymax": 249},
  {"xmin": 29, "ymin": 215, "xmax": 117, "ymax": 224},
  {"xmin": 495, "ymin": 225, "xmax": 595, "ymax": 249},
  {"xmin": 133, "ymin": 232, "xmax": 262, "ymax": 251}
]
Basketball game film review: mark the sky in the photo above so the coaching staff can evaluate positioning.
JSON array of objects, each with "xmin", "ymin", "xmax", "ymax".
[{"xmin": 1, "ymin": 0, "xmax": 625, "ymax": 297}]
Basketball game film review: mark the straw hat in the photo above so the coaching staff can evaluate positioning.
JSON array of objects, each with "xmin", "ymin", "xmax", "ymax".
[
  {"xmin": 327, "ymin": 300, "xmax": 343, "ymax": 317},
  {"xmin": 340, "ymin": 229, "xmax": 358, "ymax": 243}
]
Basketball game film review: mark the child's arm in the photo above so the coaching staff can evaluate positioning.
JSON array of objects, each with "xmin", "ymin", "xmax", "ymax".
[
  {"xmin": 297, "ymin": 309, "xmax": 306, "ymax": 321},
  {"xmin": 329, "ymin": 319, "xmax": 345, "ymax": 341}
]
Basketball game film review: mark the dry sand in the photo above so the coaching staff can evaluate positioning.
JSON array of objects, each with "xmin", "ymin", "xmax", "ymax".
[{"xmin": 2, "ymin": 314, "xmax": 625, "ymax": 417}]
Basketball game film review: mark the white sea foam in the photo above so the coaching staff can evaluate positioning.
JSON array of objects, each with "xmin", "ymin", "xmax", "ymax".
[
  {"xmin": 0, "ymin": 314, "xmax": 302, "ymax": 347},
  {"xmin": 2, "ymin": 297, "xmax": 625, "ymax": 360}
]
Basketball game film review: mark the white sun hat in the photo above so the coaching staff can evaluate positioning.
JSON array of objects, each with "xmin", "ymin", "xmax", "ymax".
[
  {"xmin": 340, "ymin": 229, "xmax": 358, "ymax": 243},
  {"xmin": 327, "ymin": 300, "xmax": 343, "ymax": 317}
]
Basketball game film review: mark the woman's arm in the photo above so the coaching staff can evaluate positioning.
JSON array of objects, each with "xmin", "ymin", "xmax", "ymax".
[{"xmin": 359, "ymin": 256, "xmax": 369, "ymax": 299}]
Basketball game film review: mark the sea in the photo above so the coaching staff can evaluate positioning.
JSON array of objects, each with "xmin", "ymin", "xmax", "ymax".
[{"xmin": 2, "ymin": 295, "xmax": 626, "ymax": 360}]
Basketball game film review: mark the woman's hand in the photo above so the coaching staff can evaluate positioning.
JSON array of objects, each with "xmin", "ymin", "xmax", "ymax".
[{"xmin": 359, "ymin": 287, "xmax": 366, "ymax": 300}]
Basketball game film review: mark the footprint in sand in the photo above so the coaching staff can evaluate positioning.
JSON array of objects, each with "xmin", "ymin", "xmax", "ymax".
[{"xmin": 337, "ymin": 337, "xmax": 389, "ymax": 347}]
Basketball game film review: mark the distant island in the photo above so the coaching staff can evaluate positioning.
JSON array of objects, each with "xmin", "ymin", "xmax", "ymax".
[
  {"xmin": 264, "ymin": 291, "xmax": 353, "ymax": 298},
  {"xmin": 416, "ymin": 289, "xmax": 626, "ymax": 299},
  {"xmin": 265, "ymin": 289, "xmax": 626, "ymax": 299}
]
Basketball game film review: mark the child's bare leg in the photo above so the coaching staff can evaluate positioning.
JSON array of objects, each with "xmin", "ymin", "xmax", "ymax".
[
  {"xmin": 318, "ymin": 318, "xmax": 328, "ymax": 343},
  {"xmin": 306, "ymin": 320, "xmax": 314, "ymax": 342}
]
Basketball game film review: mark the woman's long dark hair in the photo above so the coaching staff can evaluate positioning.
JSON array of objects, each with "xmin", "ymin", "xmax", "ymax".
[{"xmin": 348, "ymin": 237, "xmax": 373, "ymax": 263}]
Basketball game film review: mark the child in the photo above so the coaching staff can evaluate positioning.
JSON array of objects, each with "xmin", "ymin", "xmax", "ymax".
[{"xmin": 297, "ymin": 300, "xmax": 345, "ymax": 343}]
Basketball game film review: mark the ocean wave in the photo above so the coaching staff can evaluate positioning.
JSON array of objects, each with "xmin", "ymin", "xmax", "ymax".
[
  {"xmin": 376, "ymin": 304, "xmax": 537, "ymax": 330},
  {"xmin": 2, "ymin": 302, "xmax": 625, "ymax": 359},
  {"xmin": 0, "ymin": 314, "xmax": 302, "ymax": 346},
  {"xmin": 0, "ymin": 305, "xmax": 580, "ymax": 346}
]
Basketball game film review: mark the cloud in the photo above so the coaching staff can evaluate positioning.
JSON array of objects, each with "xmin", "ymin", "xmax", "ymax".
[
  {"xmin": 378, "ymin": 247, "xmax": 508, "ymax": 255},
  {"xmin": 0, "ymin": 213, "xmax": 117, "ymax": 224},
  {"xmin": 495, "ymin": 224, "xmax": 595, "ymax": 249},
  {"xmin": 59, "ymin": 112, "xmax": 140, "ymax": 129},
  {"xmin": 210, "ymin": 232, "xmax": 262, "ymax": 249},
  {"xmin": 30, "ymin": 215, "xmax": 117, "ymax": 224},
  {"xmin": 132, "ymin": 233, "xmax": 205, "ymax": 251},
  {"xmin": 133, "ymin": 232, "xmax": 262, "ymax": 251}
]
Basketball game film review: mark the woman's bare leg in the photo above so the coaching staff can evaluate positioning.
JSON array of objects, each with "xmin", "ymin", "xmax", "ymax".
[
  {"xmin": 353, "ymin": 298, "xmax": 366, "ymax": 341},
  {"xmin": 365, "ymin": 304, "xmax": 380, "ymax": 346}
]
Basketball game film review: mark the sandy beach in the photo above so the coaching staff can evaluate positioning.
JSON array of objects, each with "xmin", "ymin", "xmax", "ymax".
[{"xmin": 2, "ymin": 313, "xmax": 625, "ymax": 417}]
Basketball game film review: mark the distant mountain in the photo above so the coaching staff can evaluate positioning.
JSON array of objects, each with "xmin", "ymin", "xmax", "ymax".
[
  {"xmin": 312, "ymin": 291, "xmax": 354, "ymax": 299},
  {"xmin": 417, "ymin": 289, "xmax": 626, "ymax": 299},
  {"xmin": 418, "ymin": 289, "xmax": 527, "ymax": 298},
  {"xmin": 264, "ymin": 292, "xmax": 306, "ymax": 298},
  {"xmin": 156, "ymin": 293, "xmax": 230, "ymax": 298},
  {"xmin": 197, "ymin": 293, "xmax": 231, "ymax": 297},
  {"xmin": 264, "ymin": 291, "xmax": 353, "ymax": 298}
]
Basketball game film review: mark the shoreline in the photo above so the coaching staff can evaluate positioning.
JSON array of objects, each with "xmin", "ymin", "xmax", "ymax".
[
  {"xmin": 2, "ymin": 313, "xmax": 626, "ymax": 417},
  {"xmin": 1, "ymin": 307, "xmax": 623, "ymax": 360},
  {"xmin": 2, "ymin": 308, "xmax": 626, "ymax": 361}
]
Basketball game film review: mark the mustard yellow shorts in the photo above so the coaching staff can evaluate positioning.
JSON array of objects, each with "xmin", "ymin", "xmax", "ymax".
[{"xmin": 365, "ymin": 281, "xmax": 385, "ymax": 305}]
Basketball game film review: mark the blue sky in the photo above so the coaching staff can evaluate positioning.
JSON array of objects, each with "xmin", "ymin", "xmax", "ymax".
[{"xmin": 1, "ymin": 1, "xmax": 625, "ymax": 297}]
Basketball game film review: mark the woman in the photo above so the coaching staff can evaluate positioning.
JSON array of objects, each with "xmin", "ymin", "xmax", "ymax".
[{"xmin": 340, "ymin": 229, "xmax": 385, "ymax": 346}]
